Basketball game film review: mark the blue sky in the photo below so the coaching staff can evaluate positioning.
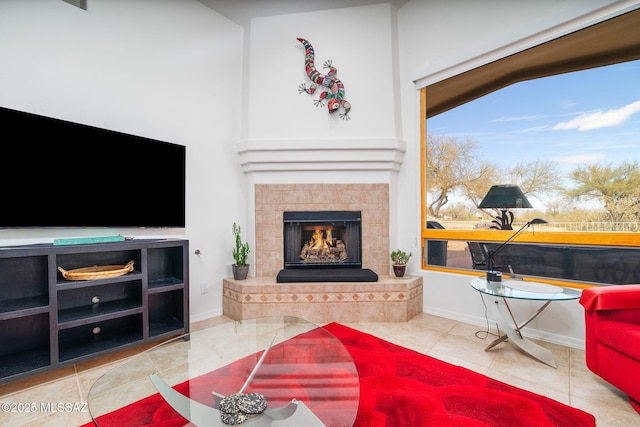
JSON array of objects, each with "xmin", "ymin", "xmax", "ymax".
[{"xmin": 427, "ymin": 60, "xmax": 640, "ymax": 176}]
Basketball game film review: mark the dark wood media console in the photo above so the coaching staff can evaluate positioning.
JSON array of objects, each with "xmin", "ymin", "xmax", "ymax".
[{"xmin": 0, "ymin": 238, "xmax": 189, "ymax": 385}]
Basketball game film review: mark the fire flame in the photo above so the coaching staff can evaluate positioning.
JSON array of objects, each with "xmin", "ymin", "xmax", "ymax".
[
  {"xmin": 310, "ymin": 228, "xmax": 332, "ymax": 249},
  {"xmin": 300, "ymin": 227, "xmax": 346, "ymax": 262}
]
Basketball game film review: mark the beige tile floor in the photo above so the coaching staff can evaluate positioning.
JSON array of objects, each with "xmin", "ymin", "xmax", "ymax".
[{"xmin": 1, "ymin": 313, "xmax": 638, "ymax": 426}]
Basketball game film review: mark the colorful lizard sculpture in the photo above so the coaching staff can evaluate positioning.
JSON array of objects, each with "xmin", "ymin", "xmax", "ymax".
[{"xmin": 297, "ymin": 37, "xmax": 351, "ymax": 120}]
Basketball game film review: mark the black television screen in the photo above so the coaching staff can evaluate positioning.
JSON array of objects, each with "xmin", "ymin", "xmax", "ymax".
[{"xmin": 1, "ymin": 106, "xmax": 186, "ymax": 228}]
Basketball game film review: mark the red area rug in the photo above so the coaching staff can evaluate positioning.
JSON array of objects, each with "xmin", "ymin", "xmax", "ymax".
[
  {"xmin": 81, "ymin": 323, "xmax": 595, "ymax": 427},
  {"xmin": 326, "ymin": 323, "xmax": 594, "ymax": 427}
]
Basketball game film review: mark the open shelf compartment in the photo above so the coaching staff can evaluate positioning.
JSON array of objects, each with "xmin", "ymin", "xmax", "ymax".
[
  {"xmin": 58, "ymin": 314, "xmax": 143, "ymax": 362},
  {"xmin": 148, "ymin": 246, "xmax": 184, "ymax": 290},
  {"xmin": 57, "ymin": 280, "xmax": 143, "ymax": 326},
  {"xmin": 0, "ymin": 313, "xmax": 50, "ymax": 380},
  {"xmin": 148, "ymin": 289, "xmax": 185, "ymax": 337},
  {"xmin": 56, "ymin": 249, "xmax": 142, "ymax": 285},
  {"xmin": 0, "ymin": 255, "xmax": 49, "ymax": 315}
]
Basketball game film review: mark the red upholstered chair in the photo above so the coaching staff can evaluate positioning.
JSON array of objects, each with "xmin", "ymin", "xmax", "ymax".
[{"xmin": 579, "ymin": 285, "xmax": 640, "ymax": 413}]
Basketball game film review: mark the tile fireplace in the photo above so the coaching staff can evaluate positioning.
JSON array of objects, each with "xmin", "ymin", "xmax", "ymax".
[
  {"xmin": 222, "ymin": 183, "xmax": 423, "ymax": 322},
  {"xmin": 253, "ymin": 183, "xmax": 390, "ymax": 278}
]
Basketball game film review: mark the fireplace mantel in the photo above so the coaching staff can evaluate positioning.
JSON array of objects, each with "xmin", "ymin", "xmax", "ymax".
[{"xmin": 237, "ymin": 137, "xmax": 406, "ymax": 173}]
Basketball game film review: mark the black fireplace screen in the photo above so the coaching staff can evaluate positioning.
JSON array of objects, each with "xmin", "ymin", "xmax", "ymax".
[{"xmin": 283, "ymin": 211, "xmax": 362, "ymax": 268}]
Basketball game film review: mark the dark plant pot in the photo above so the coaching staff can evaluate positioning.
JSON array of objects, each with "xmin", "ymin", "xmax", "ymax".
[
  {"xmin": 393, "ymin": 264, "xmax": 406, "ymax": 278},
  {"xmin": 232, "ymin": 264, "xmax": 250, "ymax": 280}
]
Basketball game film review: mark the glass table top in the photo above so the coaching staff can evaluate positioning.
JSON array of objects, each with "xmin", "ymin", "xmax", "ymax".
[
  {"xmin": 470, "ymin": 277, "xmax": 582, "ymax": 301},
  {"xmin": 88, "ymin": 316, "xmax": 359, "ymax": 427}
]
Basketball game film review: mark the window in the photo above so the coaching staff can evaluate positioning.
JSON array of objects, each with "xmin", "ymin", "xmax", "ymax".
[{"xmin": 421, "ymin": 8, "xmax": 640, "ymax": 287}]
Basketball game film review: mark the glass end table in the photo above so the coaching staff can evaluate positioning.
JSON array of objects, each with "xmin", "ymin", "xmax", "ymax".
[
  {"xmin": 470, "ymin": 277, "xmax": 582, "ymax": 368},
  {"xmin": 88, "ymin": 316, "xmax": 359, "ymax": 426}
]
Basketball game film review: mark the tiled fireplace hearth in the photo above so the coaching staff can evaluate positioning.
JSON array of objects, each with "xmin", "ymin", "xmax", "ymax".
[
  {"xmin": 223, "ymin": 277, "xmax": 423, "ymax": 323},
  {"xmin": 223, "ymin": 183, "xmax": 423, "ymax": 323}
]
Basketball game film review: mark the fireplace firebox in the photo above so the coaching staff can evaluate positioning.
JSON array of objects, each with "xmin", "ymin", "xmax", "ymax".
[
  {"xmin": 284, "ymin": 211, "xmax": 362, "ymax": 268},
  {"xmin": 277, "ymin": 211, "xmax": 378, "ymax": 283}
]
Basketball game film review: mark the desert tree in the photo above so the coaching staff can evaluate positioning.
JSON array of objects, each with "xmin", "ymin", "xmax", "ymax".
[
  {"xmin": 567, "ymin": 161, "xmax": 640, "ymax": 224},
  {"xmin": 504, "ymin": 160, "xmax": 563, "ymax": 198},
  {"xmin": 425, "ymin": 133, "xmax": 499, "ymax": 217}
]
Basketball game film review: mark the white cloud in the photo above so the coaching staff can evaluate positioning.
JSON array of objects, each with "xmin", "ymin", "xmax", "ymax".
[
  {"xmin": 560, "ymin": 100, "xmax": 578, "ymax": 109},
  {"xmin": 552, "ymin": 153, "xmax": 607, "ymax": 163},
  {"xmin": 553, "ymin": 100, "xmax": 640, "ymax": 131},
  {"xmin": 517, "ymin": 125, "xmax": 551, "ymax": 133},
  {"xmin": 491, "ymin": 115, "xmax": 543, "ymax": 122}
]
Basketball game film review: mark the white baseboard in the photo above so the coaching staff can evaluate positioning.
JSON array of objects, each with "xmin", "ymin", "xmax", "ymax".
[
  {"xmin": 423, "ymin": 307, "xmax": 585, "ymax": 350},
  {"xmin": 190, "ymin": 308, "xmax": 223, "ymax": 324}
]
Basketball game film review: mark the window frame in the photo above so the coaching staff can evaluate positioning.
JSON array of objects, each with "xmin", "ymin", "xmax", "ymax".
[{"xmin": 420, "ymin": 7, "xmax": 640, "ymax": 286}]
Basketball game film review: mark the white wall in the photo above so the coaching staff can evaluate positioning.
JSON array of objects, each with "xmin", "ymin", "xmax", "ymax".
[
  {"xmin": 0, "ymin": 0, "xmax": 244, "ymax": 321},
  {"xmin": 244, "ymin": 4, "xmax": 399, "ymax": 140}
]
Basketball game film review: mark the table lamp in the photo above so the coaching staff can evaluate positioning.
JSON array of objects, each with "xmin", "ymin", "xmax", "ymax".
[{"xmin": 478, "ymin": 184, "xmax": 533, "ymax": 230}]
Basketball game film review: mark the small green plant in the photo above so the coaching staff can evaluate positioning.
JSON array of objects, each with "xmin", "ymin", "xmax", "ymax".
[
  {"xmin": 390, "ymin": 249, "xmax": 412, "ymax": 265},
  {"xmin": 232, "ymin": 222, "xmax": 250, "ymax": 266}
]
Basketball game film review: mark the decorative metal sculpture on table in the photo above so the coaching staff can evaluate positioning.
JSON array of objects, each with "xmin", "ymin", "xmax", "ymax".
[
  {"xmin": 149, "ymin": 333, "xmax": 325, "ymax": 426},
  {"xmin": 297, "ymin": 37, "xmax": 351, "ymax": 120}
]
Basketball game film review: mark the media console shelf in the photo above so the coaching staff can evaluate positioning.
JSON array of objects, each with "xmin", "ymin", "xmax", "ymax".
[{"xmin": 0, "ymin": 238, "xmax": 189, "ymax": 385}]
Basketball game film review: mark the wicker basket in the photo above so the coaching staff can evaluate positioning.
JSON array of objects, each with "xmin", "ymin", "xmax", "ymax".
[{"xmin": 58, "ymin": 260, "xmax": 134, "ymax": 281}]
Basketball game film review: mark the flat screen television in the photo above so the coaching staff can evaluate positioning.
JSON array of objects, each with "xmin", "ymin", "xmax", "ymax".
[{"xmin": 0, "ymin": 106, "xmax": 186, "ymax": 228}]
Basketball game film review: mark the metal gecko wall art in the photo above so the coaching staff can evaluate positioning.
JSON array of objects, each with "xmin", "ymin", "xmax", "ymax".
[{"xmin": 297, "ymin": 37, "xmax": 351, "ymax": 120}]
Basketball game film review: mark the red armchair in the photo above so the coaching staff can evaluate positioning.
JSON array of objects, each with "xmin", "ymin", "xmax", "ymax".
[{"xmin": 579, "ymin": 285, "xmax": 640, "ymax": 413}]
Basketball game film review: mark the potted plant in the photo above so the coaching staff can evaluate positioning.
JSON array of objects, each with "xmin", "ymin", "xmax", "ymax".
[
  {"xmin": 390, "ymin": 249, "xmax": 412, "ymax": 278},
  {"xmin": 232, "ymin": 222, "xmax": 250, "ymax": 280}
]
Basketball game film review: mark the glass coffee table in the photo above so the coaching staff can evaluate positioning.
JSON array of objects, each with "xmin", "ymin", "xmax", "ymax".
[
  {"xmin": 88, "ymin": 316, "xmax": 359, "ymax": 426},
  {"xmin": 470, "ymin": 277, "xmax": 582, "ymax": 368}
]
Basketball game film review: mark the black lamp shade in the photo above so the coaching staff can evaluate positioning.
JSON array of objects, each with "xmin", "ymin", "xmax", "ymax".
[{"xmin": 478, "ymin": 185, "xmax": 533, "ymax": 209}]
